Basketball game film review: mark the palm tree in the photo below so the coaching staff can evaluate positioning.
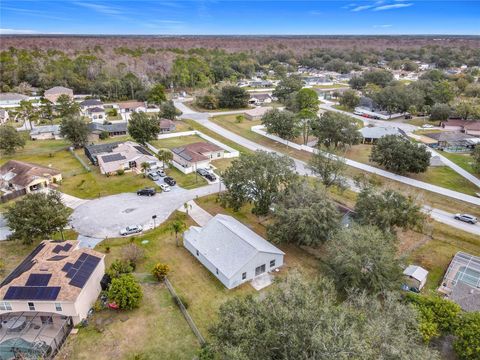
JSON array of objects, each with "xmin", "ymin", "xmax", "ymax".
[
  {"xmin": 157, "ymin": 149, "xmax": 173, "ymax": 169},
  {"xmin": 140, "ymin": 162, "xmax": 150, "ymax": 177},
  {"xmin": 170, "ymin": 218, "xmax": 186, "ymax": 247}
]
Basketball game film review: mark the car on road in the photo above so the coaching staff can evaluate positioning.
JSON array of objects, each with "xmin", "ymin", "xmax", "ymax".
[
  {"xmin": 404, "ymin": 114, "xmax": 413, "ymax": 119},
  {"xmin": 454, "ymin": 214, "xmax": 478, "ymax": 224},
  {"xmin": 421, "ymin": 124, "xmax": 434, "ymax": 128},
  {"xmin": 120, "ymin": 225, "xmax": 143, "ymax": 236},
  {"xmin": 148, "ymin": 172, "xmax": 160, "ymax": 181},
  {"xmin": 164, "ymin": 176, "xmax": 176, "ymax": 186},
  {"xmin": 196, "ymin": 168, "xmax": 209, "ymax": 176},
  {"xmin": 156, "ymin": 169, "xmax": 166, "ymax": 177},
  {"xmin": 159, "ymin": 183, "xmax": 171, "ymax": 192},
  {"xmin": 205, "ymin": 173, "xmax": 217, "ymax": 181},
  {"xmin": 137, "ymin": 187, "xmax": 156, "ymax": 196}
]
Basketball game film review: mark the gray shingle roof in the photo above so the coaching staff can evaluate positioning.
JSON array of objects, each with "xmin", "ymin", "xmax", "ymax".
[
  {"xmin": 360, "ymin": 126, "xmax": 402, "ymax": 139},
  {"xmin": 184, "ymin": 214, "xmax": 284, "ymax": 278}
]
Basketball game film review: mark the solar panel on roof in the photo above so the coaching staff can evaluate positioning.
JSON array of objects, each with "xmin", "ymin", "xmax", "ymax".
[
  {"xmin": 48, "ymin": 255, "xmax": 68, "ymax": 261},
  {"xmin": 63, "ymin": 243, "xmax": 73, "ymax": 251},
  {"xmin": 62, "ymin": 263, "xmax": 73, "ymax": 272},
  {"xmin": 134, "ymin": 145, "xmax": 151, "ymax": 155},
  {"xmin": 25, "ymin": 274, "xmax": 51, "ymax": 286},
  {"xmin": 0, "ymin": 243, "xmax": 45, "ymax": 287},
  {"xmin": 4, "ymin": 286, "xmax": 61, "ymax": 300},
  {"xmin": 52, "ymin": 245, "xmax": 63, "ymax": 254},
  {"xmin": 69, "ymin": 254, "xmax": 101, "ymax": 289},
  {"xmin": 66, "ymin": 268, "xmax": 78, "ymax": 279},
  {"xmin": 101, "ymin": 153, "xmax": 126, "ymax": 163},
  {"xmin": 78, "ymin": 253, "xmax": 88, "ymax": 261}
]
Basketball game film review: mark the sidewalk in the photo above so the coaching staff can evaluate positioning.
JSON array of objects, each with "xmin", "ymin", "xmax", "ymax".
[{"xmin": 178, "ymin": 200, "xmax": 213, "ymax": 226}]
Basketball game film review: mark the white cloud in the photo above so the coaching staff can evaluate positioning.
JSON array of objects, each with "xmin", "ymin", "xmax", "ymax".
[
  {"xmin": 373, "ymin": 3, "xmax": 413, "ymax": 11},
  {"xmin": 0, "ymin": 28, "xmax": 40, "ymax": 34},
  {"xmin": 351, "ymin": 5, "xmax": 373, "ymax": 12},
  {"xmin": 73, "ymin": 2, "xmax": 123, "ymax": 16},
  {"xmin": 373, "ymin": 24, "xmax": 393, "ymax": 28}
]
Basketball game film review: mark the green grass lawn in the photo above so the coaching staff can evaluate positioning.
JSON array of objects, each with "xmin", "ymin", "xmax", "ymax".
[
  {"xmin": 150, "ymin": 134, "xmax": 206, "ymax": 150},
  {"xmin": 185, "ymin": 101, "xmax": 251, "ymax": 113},
  {"xmin": 312, "ymin": 83, "xmax": 350, "ymax": 89},
  {"xmin": 406, "ymin": 117, "xmax": 439, "ymax": 127},
  {"xmin": 440, "ymin": 152, "xmax": 479, "ymax": 178},
  {"xmin": 165, "ymin": 166, "xmax": 208, "ymax": 189}
]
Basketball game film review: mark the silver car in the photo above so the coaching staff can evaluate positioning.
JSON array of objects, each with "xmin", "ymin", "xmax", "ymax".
[
  {"xmin": 120, "ymin": 225, "xmax": 143, "ymax": 236},
  {"xmin": 454, "ymin": 214, "xmax": 478, "ymax": 224}
]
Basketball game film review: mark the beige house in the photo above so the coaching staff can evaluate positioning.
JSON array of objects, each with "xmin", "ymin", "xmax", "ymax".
[
  {"xmin": 0, "ymin": 160, "xmax": 62, "ymax": 193},
  {"xmin": 0, "ymin": 240, "xmax": 105, "ymax": 325},
  {"xmin": 43, "ymin": 86, "xmax": 74, "ymax": 104},
  {"xmin": 172, "ymin": 142, "xmax": 224, "ymax": 173},
  {"xmin": 30, "ymin": 125, "xmax": 62, "ymax": 140},
  {"xmin": 244, "ymin": 106, "xmax": 271, "ymax": 121}
]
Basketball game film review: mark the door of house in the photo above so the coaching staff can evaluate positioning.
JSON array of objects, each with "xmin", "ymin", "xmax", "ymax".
[{"xmin": 255, "ymin": 264, "xmax": 266, "ymax": 276}]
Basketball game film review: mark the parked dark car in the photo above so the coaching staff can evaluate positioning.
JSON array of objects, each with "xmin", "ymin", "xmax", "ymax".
[
  {"xmin": 205, "ymin": 173, "xmax": 216, "ymax": 181},
  {"xmin": 137, "ymin": 187, "xmax": 156, "ymax": 196},
  {"xmin": 404, "ymin": 114, "xmax": 413, "ymax": 119},
  {"xmin": 196, "ymin": 168, "xmax": 209, "ymax": 176},
  {"xmin": 164, "ymin": 176, "xmax": 176, "ymax": 186}
]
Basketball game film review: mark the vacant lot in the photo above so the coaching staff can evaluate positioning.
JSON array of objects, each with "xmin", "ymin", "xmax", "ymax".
[{"xmin": 150, "ymin": 134, "xmax": 206, "ymax": 150}]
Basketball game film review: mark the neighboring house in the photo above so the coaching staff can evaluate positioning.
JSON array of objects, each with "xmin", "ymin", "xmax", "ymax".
[
  {"xmin": 43, "ymin": 86, "xmax": 74, "ymax": 104},
  {"xmin": 0, "ymin": 93, "xmax": 29, "ymax": 107},
  {"xmin": 88, "ymin": 122, "xmax": 128, "ymax": 140},
  {"xmin": 304, "ymin": 76, "xmax": 331, "ymax": 86},
  {"xmin": 84, "ymin": 141, "xmax": 159, "ymax": 175},
  {"xmin": 422, "ymin": 131, "xmax": 479, "ymax": 152},
  {"xmin": 403, "ymin": 265, "xmax": 428, "ymax": 291},
  {"xmin": 30, "ymin": 125, "xmax": 62, "ymax": 140},
  {"xmin": 438, "ymin": 252, "xmax": 480, "ymax": 312},
  {"xmin": 0, "ymin": 160, "xmax": 62, "ymax": 194},
  {"xmin": 249, "ymin": 93, "xmax": 272, "ymax": 105},
  {"xmin": 86, "ymin": 107, "xmax": 107, "ymax": 123},
  {"xmin": 116, "ymin": 101, "xmax": 147, "ymax": 120},
  {"xmin": 159, "ymin": 118, "xmax": 176, "ymax": 133},
  {"xmin": 172, "ymin": 142, "xmax": 224, "ymax": 173},
  {"xmin": 79, "ymin": 99, "xmax": 103, "ymax": 114},
  {"xmin": 249, "ymin": 80, "xmax": 273, "ymax": 88},
  {"xmin": 244, "ymin": 106, "xmax": 271, "ymax": 121},
  {"xmin": 0, "ymin": 109, "xmax": 9, "ymax": 124},
  {"xmin": 440, "ymin": 120, "xmax": 480, "ymax": 136},
  {"xmin": 184, "ymin": 214, "xmax": 285, "ymax": 289},
  {"xmin": 360, "ymin": 126, "xmax": 405, "ymax": 144},
  {"xmin": 0, "ymin": 240, "xmax": 105, "ymax": 358}
]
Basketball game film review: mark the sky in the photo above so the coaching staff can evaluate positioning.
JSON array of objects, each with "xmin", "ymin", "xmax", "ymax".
[{"xmin": 0, "ymin": 0, "xmax": 479, "ymax": 35}]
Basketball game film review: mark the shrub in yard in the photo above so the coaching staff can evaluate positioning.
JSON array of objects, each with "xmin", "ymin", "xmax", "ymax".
[
  {"xmin": 121, "ymin": 243, "xmax": 145, "ymax": 270},
  {"xmin": 235, "ymin": 115, "xmax": 244, "ymax": 123},
  {"xmin": 453, "ymin": 312, "xmax": 480, "ymax": 360},
  {"xmin": 108, "ymin": 274, "xmax": 143, "ymax": 310},
  {"xmin": 99, "ymin": 131, "xmax": 109, "ymax": 140},
  {"xmin": 107, "ymin": 259, "xmax": 133, "ymax": 279},
  {"xmin": 116, "ymin": 169, "xmax": 125, "ymax": 176},
  {"xmin": 151, "ymin": 263, "xmax": 170, "ymax": 281}
]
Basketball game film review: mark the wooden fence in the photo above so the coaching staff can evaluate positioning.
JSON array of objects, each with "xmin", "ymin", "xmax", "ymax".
[{"xmin": 0, "ymin": 188, "xmax": 26, "ymax": 203}]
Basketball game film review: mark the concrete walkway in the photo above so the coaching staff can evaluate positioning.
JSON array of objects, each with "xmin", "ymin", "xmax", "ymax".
[{"xmin": 178, "ymin": 200, "xmax": 213, "ymax": 226}]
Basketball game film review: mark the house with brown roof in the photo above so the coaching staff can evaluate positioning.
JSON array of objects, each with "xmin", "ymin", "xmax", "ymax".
[
  {"xmin": 159, "ymin": 118, "xmax": 176, "ymax": 133},
  {"xmin": 43, "ymin": 86, "xmax": 74, "ymax": 104},
  {"xmin": 115, "ymin": 101, "xmax": 147, "ymax": 121},
  {"xmin": 244, "ymin": 106, "xmax": 271, "ymax": 121},
  {"xmin": 0, "ymin": 160, "xmax": 62, "ymax": 194},
  {"xmin": 440, "ymin": 119, "xmax": 480, "ymax": 136},
  {"xmin": 172, "ymin": 142, "xmax": 224, "ymax": 173}
]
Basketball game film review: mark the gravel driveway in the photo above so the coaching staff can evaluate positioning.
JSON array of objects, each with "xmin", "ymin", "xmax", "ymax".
[{"xmin": 70, "ymin": 184, "xmax": 219, "ymax": 238}]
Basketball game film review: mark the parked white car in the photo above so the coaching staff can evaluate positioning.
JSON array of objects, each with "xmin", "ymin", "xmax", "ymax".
[
  {"xmin": 120, "ymin": 225, "xmax": 143, "ymax": 236},
  {"xmin": 422, "ymin": 124, "xmax": 434, "ymax": 128},
  {"xmin": 159, "ymin": 183, "xmax": 171, "ymax": 192}
]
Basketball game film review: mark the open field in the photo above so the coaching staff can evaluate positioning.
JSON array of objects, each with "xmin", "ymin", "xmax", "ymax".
[
  {"xmin": 150, "ymin": 134, "xmax": 206, "ymax": 150},
  {"xmin": 184, "ymin": 101, "xmax": 251, "ymax": 113},
  {"xmin": 440, "ymin": 151, "xmax": 479, "ymax": 178}
]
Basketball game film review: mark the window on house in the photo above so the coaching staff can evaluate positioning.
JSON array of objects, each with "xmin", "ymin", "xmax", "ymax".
[
  {"xmin": 217, "ymin": 152, "xmax": 221, "ymax": 157},
  {"xmin": 216, "ymin": 268, "xmax": 219, "ymax": 275},
  {"xmin": 28, "ymin": 302, "xmax": 35, "ymax": 311},
  {"xmin": 0, "ymin": 302, "xmax": 12, "ymax": 311},
  {"xmin": 242, "ymin": 272, "xmax": 247, "ymax": 280},
  {"xmin": 196, "ymin": 250, "xmax": 199, "ymax": 256},
  {"xmin": 55, "ymin": 303, "xmax": 62, "ymax": 312},
  {"xmin": 270, "ymin": 259, "xmax": 276, "ymax": 267}
]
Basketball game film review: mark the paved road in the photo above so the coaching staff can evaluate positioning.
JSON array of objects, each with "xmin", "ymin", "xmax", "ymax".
[
  {"xmin": 175, "ymin": 100, "xmax": 480, "ymax": 236},
  {"xmin": 70, "ymin": 184, "xmax": 219, "ymax": 238}
]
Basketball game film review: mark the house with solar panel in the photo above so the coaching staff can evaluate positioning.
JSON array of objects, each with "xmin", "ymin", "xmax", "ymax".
[{"xmin": 84, "ymin": 141, "xmax": 160, "ymax": 175}]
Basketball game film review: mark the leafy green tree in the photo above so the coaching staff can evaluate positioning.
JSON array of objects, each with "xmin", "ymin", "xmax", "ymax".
[
  {"xmin": 272, "ymin": 74, "xmax": 303, "ymax": 102},
  {"xmin": 171, "ymin": 56, "xmax": 212, "ymax": 88},
  {"xmin": 40, "ymin": 98, "xmax": 54, "ymax": 123},
  {"xmin": 18, "ymin": 100, "xmax": 39, "ymax": 129},
  {"xmin": 370, "ymin": 135, "xmax": 431, "ymax": 175},
  {"xmin": 218, "ymin": 85, "xmax": 249, "ymax": 109},
  {"xmin": 325, "ymin": 225, "xmax": 401, "ymax": 294},
  {"xmin": 454, "ymin": 312, "xmax": 480, "ymax": 360},
  {"xmin": 339, "ymin": 89, "xmax": 360, "ymax": 110},
  {"xmin": 472, "ymin": 145, "xmax": 480, "ymax": 174},
  {"xmin": 128, "ymin": 112, "xmax": 160, "ymax": 145},
  {"xmin": 196, "ymin": 93, "xmax": 219, "ymax": 110},
  {"xmin": 354, "ymin": 187, "xmax": 425, "ymax": 234},
  {"xmin": 268, "ymin": 181, "xmax": 341, "ymax": 246},
  {"xmin": 108, "ymin": 273, "xmax": 143, "ymax": 310},
  {"xmin": 294, "ymin": 88, "xmax": 320, "ymax": 144},
  {"xmin": 170, "ymin": 217, "xmax": 187, "ymax": 247},
  {"xmin": 157, "ymin": 148, "xmax": 173, "ymax": 169},
  {"xmin": 308, "ymin": 149, "xmax": 347, "ymax": 189},
  {"xmin": 311, "ymin": 111, "xmax": 362, "ymax": 149},
  {"xmin": 455, "ymin": 100, "xmax": 478, "ymax": 120},
  {"xmin": 209, "ymin": 273, "xmax": 438, "ymax": 360},
  {"xmin": 107, "ymin": 259, "xmax": 133, "ymax": 279},
  {"xmin": 147, "ymin": 83, "xmax": 166, "ymax": 105},
  {"xmin": 159, "ymin": 100, "xmax": 181, "ymax": 120},
  {"xmin": 221, "ymin": 151, "xmax": 296, "ymax": 215},
  {"xmin": 431, "ymin": 80, "xmax": 455, "ymax": 104},
  {"xmin": 151, "ymin": 263, "xmax": 170, "ymax": 281},
  {"xmin": 56, "ymin": 94, "xmax": 80, "ymax": 117},
  {"xmin": 430, "ymin": 103, "xmax": 451, "ymax": 121},
  {"xmin": 0, "ymin": 125, "xmax": 26, "ymax": 155},
  {"xmin": 60, "ymin": 115, "xmax": 89, "ymax": 148},
  {"xmin": 140, "ymin": 162, "xmax": 150, "ymax": 177},
  {"xmin": 261, "ymin": 108, "xmax": 300, "ymax": 141},
  {"xmin": 5, "ymin": 191, "xmax": 69, "ymax": 245}
]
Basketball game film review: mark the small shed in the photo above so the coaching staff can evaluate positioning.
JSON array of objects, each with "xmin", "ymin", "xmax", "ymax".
[{"xmin": 403, "ymin": 265, "xmax": 428, "ymax": 290}]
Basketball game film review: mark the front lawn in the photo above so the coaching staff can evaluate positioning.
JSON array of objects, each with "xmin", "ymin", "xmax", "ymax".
[
  {"xmin": 165, "ymin": 166, "xmax": 208, "ymax": 189},
  {"xmin": 150, "ymin": 134, "xmax": 206, "ymax": 150},
  {"xmin": 440, "ymin": 152, "xmax": 478, "ymax": 178}
]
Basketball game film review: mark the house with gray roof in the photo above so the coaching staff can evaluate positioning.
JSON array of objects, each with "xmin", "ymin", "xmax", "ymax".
[
  {"xmin": 88, "ymin": 122, "xmax": 127, "ymax": 140},
  {"xmin": 30, "ymin": 125, "xmax": 62, "ymax": 140},
  {"xmin": 360, "ymin": 126, "xmax": 405, "ymax": 143},
  {"xmin": 183, "ymin": 214, "xmax": 284, "ymax": 289},
  {"xmin": 0, "ymin": 93, "xmax": 29, "ymax": 107}
]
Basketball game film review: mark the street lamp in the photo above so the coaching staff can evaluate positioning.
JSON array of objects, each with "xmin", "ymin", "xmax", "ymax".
[{"xmin": 152, "ymin": 214, "xmax": 157, "ymax": 229}]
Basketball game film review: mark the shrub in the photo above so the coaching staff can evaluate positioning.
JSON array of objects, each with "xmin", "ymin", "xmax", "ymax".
[
  {"xmin": 121, "ymin": 243, "xmax": 144, "ymax": 269},
  {"xmin": 99, "ymin": 131, "xmax": 109, "ymax": 140},
  {"xmin": 116, "ymin": 169, "xmax": 125, "ymax": 176},
  {"xmin": 107, "ymin": 259, "xmax": 133, "ymax": 279},
  {"xmin": 454, "ymin": 312, "xmax": 480, "ymax": 360},
  {"xmin": 151, "ymin": 263, "xmax": 170, "ymax": 281},
  {"xmin": 108, "ymin": 274, "xmax": 143, "ymax": 310}
]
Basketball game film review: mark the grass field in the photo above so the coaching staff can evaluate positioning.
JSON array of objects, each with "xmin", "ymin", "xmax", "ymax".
[
  {"xmin": 149, "ymin": 134, "xmax": 206, "ymax": 150},
  {"xmin": 406, "ymin": 117, "xmax": 439, "ymax": 127},
  {"xmin": 440, "ymin": 152, "xmax": 479, "ymax": 178}
]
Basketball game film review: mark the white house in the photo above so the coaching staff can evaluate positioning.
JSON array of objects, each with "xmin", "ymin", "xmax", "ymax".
[
  {"xmin": 184, "ymin": 214, "xmax": 285, "ymax": 289},
  {"xmin": 403, "ymin": 265, "xmax": 428, "ymax": 290},
  {"xmin": 0, "ymin": 240, "xmax": 105, "ymax": 325},
  {"xmin": 0, "ymin": 93, "xmax": 29, "ymax": 107},
  {"xmin": 171, "ymin": 142, "xmax": 224, "ymax": 174}
]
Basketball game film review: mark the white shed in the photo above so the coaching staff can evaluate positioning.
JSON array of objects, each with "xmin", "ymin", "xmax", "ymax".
[
  {"xmin": 183, "ymin": 214, "xmax": 284, "ymax": 289},
  {"xmin": 403, "ymin": 265, "xmax": 428, "ymax": 290}
]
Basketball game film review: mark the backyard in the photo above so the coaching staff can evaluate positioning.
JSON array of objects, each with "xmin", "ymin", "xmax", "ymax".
[{"xmin": 149, "ymin": 134, "xmax": 207, "ymax": 150}]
